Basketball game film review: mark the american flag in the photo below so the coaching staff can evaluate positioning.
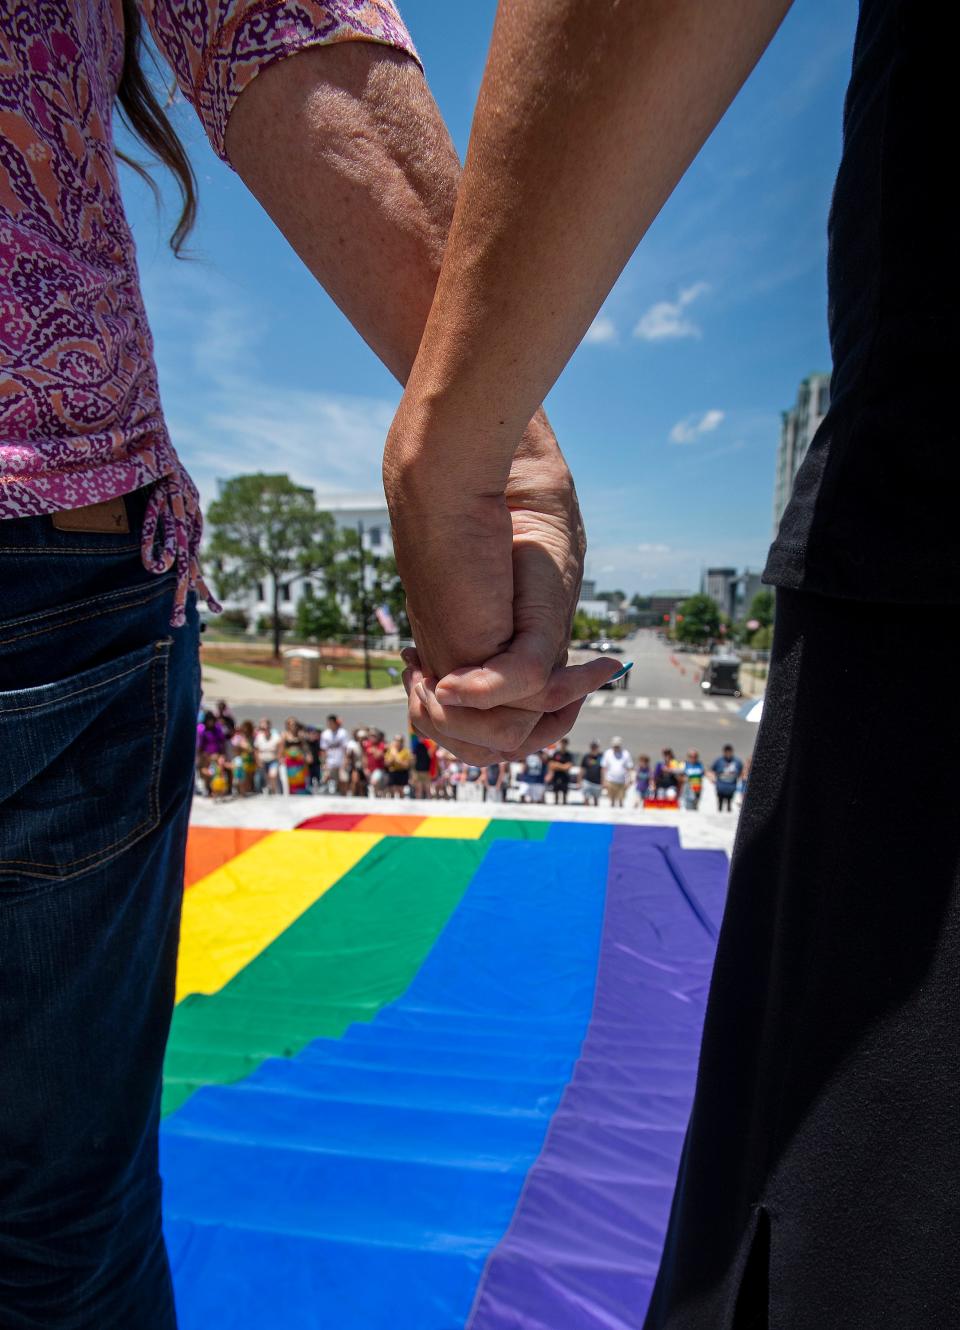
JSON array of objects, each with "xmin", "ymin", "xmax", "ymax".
[{"xmin": 375, "ymin": 604, "xmax": 398, "ymax": 634}]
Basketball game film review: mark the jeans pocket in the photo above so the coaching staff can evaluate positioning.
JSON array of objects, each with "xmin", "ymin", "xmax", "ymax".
[{"xmin": 0, "ymin": 637, "xmax": 172, "ymax": 892}]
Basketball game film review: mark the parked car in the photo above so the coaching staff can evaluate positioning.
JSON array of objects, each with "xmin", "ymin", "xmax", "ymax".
[{"xmin": 587, "ymin": 639, "xmax": 624, "ymax": 654}]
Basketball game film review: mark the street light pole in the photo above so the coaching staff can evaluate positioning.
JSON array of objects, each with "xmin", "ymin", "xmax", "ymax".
[{"xmin": 357, "ymin": 520, "xmax": 372, "ymax": 690}]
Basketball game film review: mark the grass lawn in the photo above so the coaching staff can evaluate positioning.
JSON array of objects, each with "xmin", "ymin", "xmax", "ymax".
[{"xmin": 208, "ymin": 659, "xmax": 402, "ymax": 690}]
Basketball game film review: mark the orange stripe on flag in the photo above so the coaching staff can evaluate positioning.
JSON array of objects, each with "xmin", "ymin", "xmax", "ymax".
[
  {"xmin": 353, "ymin": 815, "xmax": 426, "ymax": 837},
  {"xmin": 184, "ymin": 827, "xmax": 272, "ymax": 888}
]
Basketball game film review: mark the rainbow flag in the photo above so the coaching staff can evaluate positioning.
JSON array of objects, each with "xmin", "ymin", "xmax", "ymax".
[{"xmin": 162, "ymin": 814, "xmax": 727, "ymax": 1328}]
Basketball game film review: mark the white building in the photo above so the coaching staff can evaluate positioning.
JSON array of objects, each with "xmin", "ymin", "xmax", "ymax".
[
  {"xmin": 772, "ymin": 373, "xmax": 830, "ymax": 534},
  {"xmin": 219, "ymin": 490, "xmax": 393, "ymax": 629}
]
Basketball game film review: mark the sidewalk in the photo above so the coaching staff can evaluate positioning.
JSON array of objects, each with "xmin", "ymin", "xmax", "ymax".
[{"xmin": 200, "ymin": 662, "xmax": 407, "ymax": 708}]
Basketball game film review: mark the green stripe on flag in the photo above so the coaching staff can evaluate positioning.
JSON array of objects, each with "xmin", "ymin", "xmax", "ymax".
[{"xmin": 162, "ymin": 835, "xmax": 488, "ymax": 1117}]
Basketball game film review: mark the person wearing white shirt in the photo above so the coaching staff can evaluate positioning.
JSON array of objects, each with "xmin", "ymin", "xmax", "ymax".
[
  {"xmin": 320, "ymin": 713, "xmax": 350, "ymax": 794},
  {"xmin": 601, "ymin": 737, "xmax": 633, "ymax": 809},
  {"xmin": 253, "ymin": 717, "xmax": 281, "ymax": 795}
]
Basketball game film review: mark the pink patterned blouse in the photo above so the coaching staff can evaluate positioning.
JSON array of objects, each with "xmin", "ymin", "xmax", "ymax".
[{"xmin": 0, "ymin": 0, "xmax": 417, "ymax": 624}]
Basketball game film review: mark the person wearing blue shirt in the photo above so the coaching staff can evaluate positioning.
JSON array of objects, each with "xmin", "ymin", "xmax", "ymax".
[{"xmin": 711, "ymin": 745, "xmax": 743, "ymax": 813}]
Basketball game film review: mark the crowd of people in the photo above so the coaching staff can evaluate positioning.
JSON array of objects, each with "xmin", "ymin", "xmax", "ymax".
[{"xmin": 196, "ymin": 704, "xmax": 747, "ymax": 812}]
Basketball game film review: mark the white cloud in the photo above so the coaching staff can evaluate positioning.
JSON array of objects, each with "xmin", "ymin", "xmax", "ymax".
[
  {"xmin": 633, "ymin": 281, "xmax": 710, "ymax": 341},
  {"xmin": 635, "ymin": 542, "xmax": 671, "ymax": 555},
  {"xmin": 584, "ymin": 314, "xmax": 618, "ymax": 345},
  {"xmin": 669, "ymin": 409, "xmax": 725, "ymax": 445},
  {"xmin": 142, "ymin": 266, "xmax": 398, "ymax": 507}
]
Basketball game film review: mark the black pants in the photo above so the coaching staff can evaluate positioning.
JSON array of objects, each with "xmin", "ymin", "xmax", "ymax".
[
  {"xmin": 717, "ymin": 790, "xmax": 734, "ymax": 812},
  {"xmin": 645, "ymin": 589, "xmax": 959, "ymax": 1329}
]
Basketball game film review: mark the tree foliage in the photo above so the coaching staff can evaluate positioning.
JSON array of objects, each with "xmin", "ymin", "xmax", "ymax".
[
  {"xmin": 206, "ymin": 473, "xmax": 339, "ymax": 656},
  {"xmin": 747, "ymin": 588, "xmax": 775, "ymax": 628},
  {"xmin": 295, "ymin": 586, "xmax": 348, "ymax": 641},
  {"xmin": 675, "ymin": 593, "xmax": 722, "ymax": 645}
]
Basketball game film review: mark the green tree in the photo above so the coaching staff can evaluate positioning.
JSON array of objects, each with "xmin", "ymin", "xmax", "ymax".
[
  {"xmin": 295, "ymin": 585, "xmax": 348, "ymax": 641},
  {"xmin": 572, "ymin": 610, "xmax": 605, "ymax": 641},
  {"xmin": 332, "ymin": 533, "xmax": 410, "ymax": 638},
  {"xmin": 675, "ymin": 592, "xmax": 721, "ymax": 645},
  {"xmin": 747, "ymin": 588, "xmax": 775, "ymax": 628},
  {"xmin": 206, "ymin": 473, "xmax": 338, "ymax": 658}
]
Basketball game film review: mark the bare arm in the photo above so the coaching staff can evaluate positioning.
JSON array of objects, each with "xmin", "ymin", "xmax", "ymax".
[
  {"xmin": 389, "ymin": 0, "xmax": 792, "ymax": 492},
  {"xmin": 224, "ymin": 43, "xmax": 458, "ymax": 383},
  {"xmin": 392, "ymin": 0, "xmax": 791, "ymax": 742},
  {"xmin": 224, "ymin": 42, "xmax": 619, "ymax": 762}
]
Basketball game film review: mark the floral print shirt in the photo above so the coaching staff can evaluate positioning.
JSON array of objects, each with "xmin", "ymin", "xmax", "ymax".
[{"xmin": 0, "ymin": 0, "xmax": 417, "ymax": 624}]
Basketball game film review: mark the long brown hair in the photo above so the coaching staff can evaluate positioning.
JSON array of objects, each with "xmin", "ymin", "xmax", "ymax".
[{"xmin": 115, "ymin": 0, "xmax": 197, "ymax": 255}]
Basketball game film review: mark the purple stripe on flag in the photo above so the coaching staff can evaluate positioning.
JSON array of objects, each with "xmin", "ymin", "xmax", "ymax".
[{"xmin": 465, "ymin": 828, "xmax": 725, "ymax": 1330}]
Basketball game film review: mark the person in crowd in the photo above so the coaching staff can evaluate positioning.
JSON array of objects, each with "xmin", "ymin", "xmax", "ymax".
[
  {"xmin": 278, "ymin": 717, "xmax": 310, "ymax": 795},
  {"xmin": 343, "ymin": 743, "xmax": 368, "ymax": 799},
  {"xmin": 654, "ymin": 747, "xmax": 681, "ymax": 802},
  {"xmin": 634, "ymin": 753, "xmax": 653, "ymax": 807},
  {"xmin": 683, "ymin": 749, "xmax": 706, "ymax": 811},
  {"xmin": 601, "ymin": 737, "xmax": 633, "ymax": 809},
  {"xmin": 711, "ymin": 744, "xmax": 744, "ymax": 813},
  {"xmin": 579, "ymin": 741, "xmax": 604, "ymax": 807},
  {"xmin": 254, "ymin": 717, "xmax": 282, "ymax": 796},
  {"xmin": 196, "ymin": 710, "xmax": 228, "ymax": 797},
  {"xmin": 230, "ymin": 719, "xmax": 258, "ymax": 797},
  {"xmin": 208, "ymin": 752, "xmax": 231, "ymax": 800},
  {"xmin": 320, "ymin": 713, "xmax": 350, "ymax": 794},
  {"xmin": 410, "ymin": 734, "xmax": 435, "ymax": 799},
  {"xmin": 384, "ymin": 734, "xmax": 413, "ymax": 798},
  {"xmin": 518, "ymin": 749, "xmax": 548, "ymax": 804},
  {"xmin": 440, "ymin": 749, "xmax": 464, "ymax": 799},
  {"xmin": 301, "ymin": 725, "xmax": 323, "ymax": 792},
  {"xmin": 463, "ymin": 762, "xmax": 484, "ymax": 798},
  {"xmin": 548, "ymin": 738, "xmax": 575, "ymax": 805},
  {"xmin": 363, "ymin": 728, "xmax": 388, "ymax": 797},
  {"xmin": 214, "ymin": 699, "xmax": 236, "ymax": 738},
  {"xmin": 482, "ymin": 759, "xmax": 508, "ymax": 803}
]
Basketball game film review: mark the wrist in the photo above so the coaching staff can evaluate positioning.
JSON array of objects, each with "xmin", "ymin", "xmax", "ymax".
[{"xmin": 383, "ymin": 382, "xmax": 520, "ymax": 503}]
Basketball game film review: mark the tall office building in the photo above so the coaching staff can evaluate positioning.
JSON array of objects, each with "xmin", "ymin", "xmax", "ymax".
[
  {"xmin": 702, "ymin": 567, "xmax": 737, "ymax": 620},
  {"xmin": 772, "ymin": 372, "xmax": 831, "ymax": 534}
]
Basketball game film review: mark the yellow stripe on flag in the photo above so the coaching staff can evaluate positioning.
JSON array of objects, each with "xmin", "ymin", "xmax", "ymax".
[
  {"xmin": 412, "ymin": 817, "xmax": 489, "ymax": 840},
  {"xmin": 175, "ymin": 830, "xmax": 381, "ymax": 1002}
]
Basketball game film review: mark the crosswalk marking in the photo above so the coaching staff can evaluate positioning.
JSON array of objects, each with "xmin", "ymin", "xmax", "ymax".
[{"xmin": 584, "ymin": 694, "xmax": 749, "ymax": 713}]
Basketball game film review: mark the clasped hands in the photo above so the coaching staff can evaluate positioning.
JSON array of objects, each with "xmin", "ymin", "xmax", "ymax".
[{"xmin": 383, "ymin": 400, "xmax": 621, "ymax": 766}]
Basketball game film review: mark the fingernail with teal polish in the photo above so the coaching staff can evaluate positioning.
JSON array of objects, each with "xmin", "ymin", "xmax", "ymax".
[{"xmin": 607, "ymin": 661, "xmax": 633, "ymax": 683}]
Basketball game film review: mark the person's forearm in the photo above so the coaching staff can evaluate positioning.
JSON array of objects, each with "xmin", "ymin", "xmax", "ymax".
[
  {"xmin": 225, "ymin": 42, "xmax": 459, "ymax": 383},
  {"xmin": 396, "ymin": 0, "xmax": 792, "ymax": 483}
]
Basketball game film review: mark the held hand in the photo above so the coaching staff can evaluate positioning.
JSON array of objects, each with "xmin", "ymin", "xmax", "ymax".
[{"xmin": 384, "ymin": 405, "xmax": 621, "ymax": 760}]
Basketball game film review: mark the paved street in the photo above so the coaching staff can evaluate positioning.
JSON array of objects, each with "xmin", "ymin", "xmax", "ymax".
[{"xmin": 204, "ymin": 630, "xmax": 758, "ymax": 766}]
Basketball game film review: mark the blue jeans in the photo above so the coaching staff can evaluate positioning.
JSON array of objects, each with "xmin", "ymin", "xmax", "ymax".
[{"xmin": 0, "ymin": 488, "xmax": 199, "ymax": 1328}]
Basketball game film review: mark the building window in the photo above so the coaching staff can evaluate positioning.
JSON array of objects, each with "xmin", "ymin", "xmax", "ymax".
[
  {"xmin": 256, "ymin": 582, "xmax": 265, "ymax": 602},
  {"xmin": 817, "ymin": 382, "xmax": 830, "ymax": 415},
  {"xmin": 281, "ymin": 583, "xmax": 291, "ymax": 603},
  {"xmin": 368, "ymin": 525, "xmax": 381, "ymax": 548}
]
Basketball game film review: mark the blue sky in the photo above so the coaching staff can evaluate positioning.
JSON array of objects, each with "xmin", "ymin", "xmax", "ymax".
[{"xmin": 121, "ymin": 0, "xmax": 859, "ymax": 596}]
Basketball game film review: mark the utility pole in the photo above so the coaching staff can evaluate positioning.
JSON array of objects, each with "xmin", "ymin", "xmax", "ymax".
[{"xmin": 357, "ymin": 521, "xmax": 372, "ymax": 690}]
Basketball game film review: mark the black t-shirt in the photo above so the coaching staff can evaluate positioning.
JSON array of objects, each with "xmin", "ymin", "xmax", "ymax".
[
  {"xmin": 413, "ymin": 741, "xmax": 432, "ymax": 773},
  {"xmin": 765, "ymin": 0, "xmax": 957, "ymax": 603},
  {"xmin": 581, "ymin": 756, "xmax": 603, "ymax": 784}
]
